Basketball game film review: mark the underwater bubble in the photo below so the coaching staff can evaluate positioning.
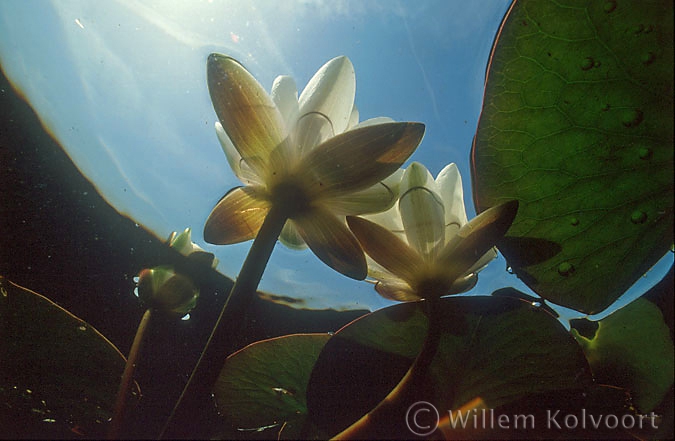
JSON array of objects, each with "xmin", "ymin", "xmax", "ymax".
[
  {"xmin": 133, "ymin": 286, "xmax": 140, "ymax": 297},
  {"xmin": 77, "ymin": 325, "xmax": 87, "ymax": 331},
  {"xmin": 631, "ymin": 210, "xmax": 647, "ymax": 224},
  {"xmin": 621, "ymin": 109, "xmax": 644, "ymax": 127},
  {"xmin": 181, "ymin": 313, "xmax": 191, "ymax": 321},
  {"xmin": 570, "ymin": 217, "xmax": 580, "ymax": 226},
  {"xmin": 638, "ymin": 147, "xmax": 653, "ymax": 160},
  {"xmin": 642, "ymin": 52, "xmax": 656, "ymax": 65},
  {"xmin": 603, "ymin": 0, "xmax": 617, "ymax": 13},
  {"xmin": 506, "ymin": 266, "xmax": 514, "ymax": 274},
  {"xmin": 531, "ymin": 301, "xmax": 542, "ymax": 308},
  {"xmin": 633, "ymin": 24, "xmax": 645, "ymax": 34},
  {"xmin": 133, "ymin": 275, "xmax": 140, "ymax": 284},
  {"xmin": 1, "ymin": 286, "xmax": 7, "ymax": 298},
  {"xmin": 557, "ymin": 262, "xmax": 575, "ymax": 277},
  {"xmin": 580, "ymin": 57, "xmax": 594, "ymax": 71},
  {"xmin": 42, "ymin": 418, "xmax": 56, "ymax": 423}
]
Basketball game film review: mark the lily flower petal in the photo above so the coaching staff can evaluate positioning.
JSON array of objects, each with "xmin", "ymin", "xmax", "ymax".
[
  {"xmin": 326, "ymin": 180, "xmax": 397, "ymax": 216},
  {"xmin": 295, "ymin": 207, "xmax": 367, "ymax": 280},
  {"xmin": 347, "ymin": 106, "xmax": 359, "ymax": 130},
  {"xmin": 207, "ymin": 54, "xmax": 290, "ymax": 177},
  {"xmin": 438, "ymin": 200, "xmax": 519, "ymax": 282},
  {"xmin": 399, "ymin": 162, "xmax": 446, "ymax": 259},
  {"xmin": 271, "ymin": 75, "xmax": 299, "ymax": 134},
  {"xmin": 352, "ymin": 116, "xmax": 395, "ymax": 129},
  {"xmin": 301, "ymin": 122, "xmax": 425, "ymax": 197},
  {"xmin": 436, "ymin": 163, "xmax": 468, "ymax": 238},
  {"xmin": 215, "ymin": 122, "xmax": 261, "ymax": 185},
  {"xmin": 279, "ymin": 220, "xmax": 307, "ymax": 250},
  {"xmin": 298, "ymin": 56, "xmax": 356, "ymax": 147},
  {"xmin": 347, "ymin": 215, "xmax": 423, "ymax": 284},
  {"xmin": 375, "ymin": 279, "xmax": 419, "ymax": 302},
  {"xmin": 204, "ymin": 186, "xmax": 271, "ymax": 245}
]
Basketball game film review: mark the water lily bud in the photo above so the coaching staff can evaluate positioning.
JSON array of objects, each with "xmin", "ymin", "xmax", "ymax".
[
  {"xmin": 136, "ymin": 266, "xmax": 199, "ymax": 316},
  {"xmin": 169, "ymin": 228, "xmax": 219, "ymax": 268}
]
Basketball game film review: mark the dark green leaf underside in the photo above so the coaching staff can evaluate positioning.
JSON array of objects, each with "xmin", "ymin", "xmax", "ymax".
[
  {"xmin": 307, "ymin": 296, "xmax": 590, "ymax": 435},
  {"xmin": 0, "ymin": 276, "xmax": 135, "ymax": 438},
  {"xmin": 471, "ymin": 0, "xmax": 674, "ymax": 313},
  {"xmin": 213, "ymin": 333, "xmax": 330, "ymax": 434},
  {"xmin": 572, "ymin": 297, "xmax": 674, "ymax": 412}
]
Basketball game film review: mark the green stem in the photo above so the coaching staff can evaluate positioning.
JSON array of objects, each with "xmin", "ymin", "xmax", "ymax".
[
  {"xmin": 160, "ymin": 203, "xmax": 288, "ymax": 439},
  {"xmin": 331, "ymin": 297, "xmax": 442, "ymax": 440},
  {"xmin": 108, "ymin": 308, "xmax": 153, "ymax": 440}
]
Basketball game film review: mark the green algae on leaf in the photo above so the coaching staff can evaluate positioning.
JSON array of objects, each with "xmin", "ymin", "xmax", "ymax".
[
  {"xmin": 471, "ymin": 0, "xmax": 674, "ymax": 313},
  {"xmin": 0, "ymin": 276, "xmax": 138, "ymax": 438}
]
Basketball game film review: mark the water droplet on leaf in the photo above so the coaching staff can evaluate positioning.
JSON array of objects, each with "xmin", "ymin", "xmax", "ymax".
[
  {"xmin": 570, "ymin": 217, "xmax": 580, "ymax": 226},
  {"xmin": 638, "ymin": 147, "xmax": 652, "ymax": 160},
  {"xmin": 603, "ymin": 0, "xmax": 617, "ymax": 12},
  {"xmin": 642, "ymin": 52, "xmax": 656, "ymax": 65},
  {"xmin": 558, "ymin": 262, "xmax": 575, "ymax": 276},
  {"xmin": 621, "ymin": 109, "xmax": 644, "ymax": 127},
  {"xmin": 631, "ymin": 210, "xmax": 647, "ymax": 224},
  {"xmin": 580, "ymin": 57, "xmax": 594, "ymax": 71}
]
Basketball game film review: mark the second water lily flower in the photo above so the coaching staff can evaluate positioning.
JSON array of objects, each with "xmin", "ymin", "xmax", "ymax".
[
  {"xmin": 347, "ymin": 162, "xmax": 518, "ymax": 301},
  {"xmin": 204, "ymin": 54, "xmax": 424, "ymax": 279}
]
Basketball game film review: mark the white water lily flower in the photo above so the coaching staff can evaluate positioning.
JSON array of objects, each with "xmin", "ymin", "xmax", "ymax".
[
  {"xmin": 348, "ymin": 162, "xmax": 518, "ymax": 301},
  {"xmin": 204, "ymin": 54, "xmax": 424, "ymax": 279}
]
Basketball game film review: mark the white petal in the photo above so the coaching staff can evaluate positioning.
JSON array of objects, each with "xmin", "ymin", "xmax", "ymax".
[
  {"xmin": 375, "ymin": 280, "xmax": 420, "ymax": 302},
  {"xmin": 399, "ymin": 162, "xmax": 445, "ymax": 259},
  {"xmin": 295, "ymin": 207, "xmax": 367, "ymax": 280},
  {"xmin": 352, "ymin": 116, "xmax": 395, "ymax": 129},
  {"xmin": 298, "ymin": 55, "xmax": 356, "ymax": 140},
  {"xmin": 215, "ymin": 122, "xmax": 261, "ymax": 185},
  {"xmin": 325, "ymin": 180, "xmax": 397, "ymax": 216},
  {"xmin": 279, "ymin": 220, "xmax": 307, "ymax": 250},
  {"xmin": 347, "ymin": 106, "xmax": 359, "ymax": 130},
  {"xmin": 203, "ymin": 186, "xmax": 270, "ymax": 244},
  {"xmin": 271, "ymin": 75, "xmax": 299, "ymax": 132},
  {"xmin": 436, "ymin": 163, "xmax": 468, "ymax": 240},
  {"xmin": 347, "ymin": 216, "xmax": 422, "ymax": 284},
  {"xmin": 207, "ymin": 54, "xmax": 288, "ymax": 178},
  {"xmin": 300, "ymin": 122, "xmax": 425, "ymax": 197},
  {"xmin": 465, "ymin": 248, "xmax": 498, "ymax": 275}
]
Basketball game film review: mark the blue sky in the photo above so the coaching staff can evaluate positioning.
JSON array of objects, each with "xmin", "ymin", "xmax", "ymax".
[{"xmin": 0, "ymin": 0, "xmax": 671, "ymax": 318}]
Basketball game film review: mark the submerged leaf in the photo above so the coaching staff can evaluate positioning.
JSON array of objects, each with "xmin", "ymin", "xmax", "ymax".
[
  {"xmin": 571, "ymin": 297, "xmax": 674, "ymax": 413},
  {"xmin": 306, "ymin": 296, "xmax": 590, "ymax": 436},
  {"xmin": 213, "ymin": 333, "xmax": 330, "ymax": 437},
  {"xmin": 471, "ymin": 0, "xmax": 674, "ymax": 313},
  {"xmin": 0, "ymin": 276, "xmax": 138, "ymax": 438}
]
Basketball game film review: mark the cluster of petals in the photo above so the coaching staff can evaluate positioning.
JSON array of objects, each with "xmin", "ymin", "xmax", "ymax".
[
  {"xmin": 203, "ymin": 53, "xmax": 424, "ymax": 279},
  {"xmin": 348, "ymin": 162, "xmax": 518, "ymax": 301}
]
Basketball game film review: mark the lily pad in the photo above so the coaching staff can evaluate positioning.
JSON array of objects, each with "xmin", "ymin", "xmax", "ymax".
[
  {"xmin": 571, "ymin": 297, "xmax": 674, "ymax": 413},
  {"xmin": 0, "ymin": 276, "xmax": 137, "ymax": 438},
  {"xmin": 213, "ymin": 333, "xmax": 331, "ymax": 438},
  {"xmin": 471, "ymin": 0, "xmax": 674, "ymax": 313},
  {"xmin": 306, "ymin": 296, "xmax": 591, "ymax": 436}
]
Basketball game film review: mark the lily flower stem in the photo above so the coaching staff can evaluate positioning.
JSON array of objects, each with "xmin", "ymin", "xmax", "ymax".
[
  {"xmin": 331, "ymin": 296, "xmax": 442, "ymax": 440},
  {"xmin": 160, "ymin": 203, "xmax": 289, "ymax": 439},
  {"xmin": 108, "ymin": 308, "xmax": 153, "ymax": 440}
]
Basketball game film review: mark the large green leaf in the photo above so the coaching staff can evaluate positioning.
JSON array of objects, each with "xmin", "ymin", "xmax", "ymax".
[
  {"xmin": 213, "ymin": 333, "xmax": 331, "ymax": 439},
  {"xmin": 571, "ymin": 297, "xmax": 674, "ymax": 413},
  {"xmin": 471, "ymin": 0, "xmax": 674, "ymax": 313},
  {"xmin": 0, "ymin": 276, "xmax": 137, "ymax": 438},
  {"xmin": 306, "ymin": 296, "xmax": 591, "ymax": 437}
]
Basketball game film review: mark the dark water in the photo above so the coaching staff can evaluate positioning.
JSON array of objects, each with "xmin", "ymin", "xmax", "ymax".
[{"xmin": 0, "ymin": 67, "xmax": 366, "ymax": 438}]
